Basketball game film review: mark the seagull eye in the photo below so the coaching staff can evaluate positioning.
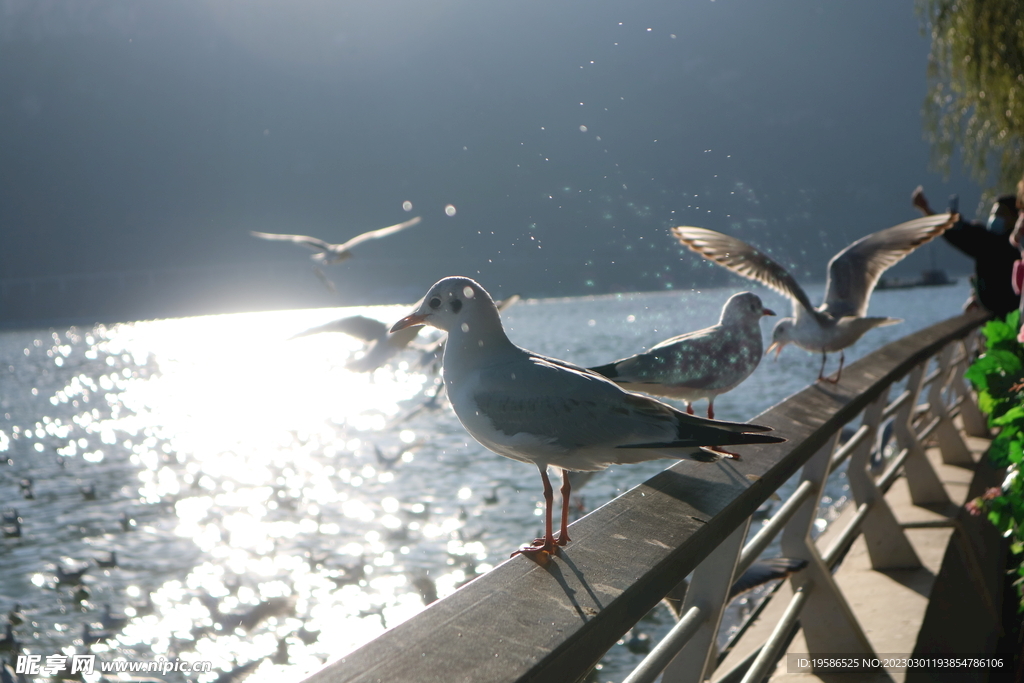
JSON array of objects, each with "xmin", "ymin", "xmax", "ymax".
[
  {"xmin": 428, "ymin": 297, "xmax": 441, "ymax": 309},
  {"xmin": 450, "ymin": 299, "xmax": 463, "ymax": 314}
]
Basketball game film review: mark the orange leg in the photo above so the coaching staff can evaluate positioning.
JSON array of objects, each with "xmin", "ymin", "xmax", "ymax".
[
  {"xmin": 511, "ymin": 465, "xmax": 557, "ymax": 557},
  {"xmin": 686, "ymin": 402, "xmax": 694, "ymax": 415},
  {"xmin": 705, "ymin": 398, "xmax": 743, "ymax": 458},
  {"xmin": 555, "ymin": 469, "xmax": 572, "ymax": 546},
  {"xmin": 820, "ymin": 350, "xmax": 843, "ymax": 384}
]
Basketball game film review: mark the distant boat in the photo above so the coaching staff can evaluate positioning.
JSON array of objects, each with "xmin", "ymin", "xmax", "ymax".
[{"xmin": 876, "ymin": 268, "xmax": 957, "ymax": 290}]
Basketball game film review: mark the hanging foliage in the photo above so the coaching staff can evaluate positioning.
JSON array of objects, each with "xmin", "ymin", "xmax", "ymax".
[{"xmin": 919, "ymin": 0, "xmax": 1024, "ymax": 192}]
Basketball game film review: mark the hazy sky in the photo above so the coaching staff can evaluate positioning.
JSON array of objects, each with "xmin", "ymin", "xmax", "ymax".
[{"xmin": 0, "ymin": 0, "xmax": 985, "ymax": 308}]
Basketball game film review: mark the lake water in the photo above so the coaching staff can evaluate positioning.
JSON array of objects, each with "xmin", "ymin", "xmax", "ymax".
[{"xmin": 0, "ymin": 281, "xmax": 970, "ymax": 682}]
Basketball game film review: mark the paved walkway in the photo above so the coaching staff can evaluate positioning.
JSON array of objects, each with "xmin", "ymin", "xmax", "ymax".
[{"xmin": 711, "ymin": 429, "xmax": 999, "ymax": 683}]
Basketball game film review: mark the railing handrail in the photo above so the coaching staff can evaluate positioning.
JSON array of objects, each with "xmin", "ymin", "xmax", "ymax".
[{"xmin": 301, "ymin": 309, "xmax": 989, "ymax": 683}]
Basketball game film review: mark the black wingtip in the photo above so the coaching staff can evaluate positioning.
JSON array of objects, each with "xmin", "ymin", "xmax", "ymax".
[
  {"xmin": 735, "ymin": 421, "xmax": 774, "ymax": 433},
  {"xmin": 588, "ymin": 362, "xmax": 619, "ymax": 379}
]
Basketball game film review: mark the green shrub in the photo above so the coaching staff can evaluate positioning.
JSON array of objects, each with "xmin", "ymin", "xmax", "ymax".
[{"xmin": 964, "ymin": 311, "xmax": 1024, "ymax": 606}]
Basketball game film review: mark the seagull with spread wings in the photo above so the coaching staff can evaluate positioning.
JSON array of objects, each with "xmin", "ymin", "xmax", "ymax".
[
  {"xmin": 251, "ymin": 216, "xmax": 422, "ymax": 265},
  {"xmin": 672, "ymin": 213, "xmax": 957, "ymax": 383},
  {"xmin": 290, "ymin": 315, "xmax": 424, "ymax": 373}
]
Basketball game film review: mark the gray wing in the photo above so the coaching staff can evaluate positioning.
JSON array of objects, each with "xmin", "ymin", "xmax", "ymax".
[
  {"xmin": 472, "ymin": 356, "xmax": 672, "ymax": 450},
  {"xmin": 607, "ymin": 324, "xmax": 761, "ymax": 391},
  {"xmin": 346, "ymin": 325, "xmax": 422, "ymax": 372},
  {"xmin": 335, "ymin": 216, "xmax": 422, "ymax": 252},
  {"xmin": 290, "ymin": 315, "xmax": 388, "ymax": 342},
  {"xmin": 473, "ymin": 354, "xmax": 772, "ymax": 452},
  {"xmin": 822, "ymin": 213, "xmax": 956, "ymax": 318},
  {"xmin": 672, "ymin": 226, "xmax": 817, "ymax": 317},
  {"xmin": 250, "ymin": 231, "xmax": 334, "ymax": 252}
]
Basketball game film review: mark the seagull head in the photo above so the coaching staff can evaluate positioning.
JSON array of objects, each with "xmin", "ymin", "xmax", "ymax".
[
  {"xmin": 766, "ymin": 318, "xmax": 796, "ymax": 359},
  {"xmin": 391, "ymin": 276, "xmax": 501, "ymax": 336},
  {"xmin": 720, "ymin": 291, "xmax": 776, "ymax": 326}
]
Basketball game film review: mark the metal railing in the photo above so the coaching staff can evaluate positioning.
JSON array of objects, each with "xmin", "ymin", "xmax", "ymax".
[{"xmin": 302, "ymin": 310, "xmax": 989, "ymax": 683}]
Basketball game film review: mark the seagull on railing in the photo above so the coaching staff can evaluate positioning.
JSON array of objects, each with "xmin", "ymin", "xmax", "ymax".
[
  {"xmin": 391, "ymin": 276, "xmax": 785, "ymax": 557},
  {"xmin": 590, "ymin": 291, "xmax": 775, "ymax": 419},
  {"xmin": 672, "ymin": 213, "xmax": 957, "ymax": 383},
  {"xmin": 251, "ymin": 216, "xmax": 422, "ymax": 265}
]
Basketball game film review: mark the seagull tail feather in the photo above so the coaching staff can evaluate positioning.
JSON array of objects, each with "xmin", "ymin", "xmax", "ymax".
[{"xmin": 618, "ymin": 431, "xmax": 786, "ymax": 450}]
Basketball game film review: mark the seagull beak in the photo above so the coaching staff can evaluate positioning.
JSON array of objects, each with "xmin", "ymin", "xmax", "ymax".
[
  {"xmin": 762, "ymin": 307, "xmax": 776, "ymax": 317},
  {"xmin": 391, "ymin": 313, "xmax": 428, "ymax": 333},
  {"xmin": 766, "ymin": 341, "xmax": 785, "ymax": 360}
]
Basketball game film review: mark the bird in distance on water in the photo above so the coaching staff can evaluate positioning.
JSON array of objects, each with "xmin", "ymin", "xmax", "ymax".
[
  {"xmin": 590, "ymin": 291, "xmax": 775, "ymax": 419},
  {"xmin": 390, "ymin": 276, "xmax": 785, "ymax": 557},
  {"xmin": 251, "ymin": 216, "xmax": 422, "ymax": 265},
  {"xmin": 672, "ymin": 213, "xmax": 958, "ymax": 382}
]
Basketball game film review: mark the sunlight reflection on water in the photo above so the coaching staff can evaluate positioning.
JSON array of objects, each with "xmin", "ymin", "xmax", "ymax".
[{"xmin": 0, "ymin": 284, "xmax": 971, "ymax": 682}]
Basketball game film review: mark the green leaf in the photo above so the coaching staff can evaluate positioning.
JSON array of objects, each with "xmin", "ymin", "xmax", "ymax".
[
  {"xmin": 989, "ymin": 435, "xmax": 1012, "ymax": 467},
  {"xmin": 994, "ymin": 405, "xmax": 1024, "ymax": 429},
  {"xmin": 988, "ymin": 507, "xmax": 1008, "ymax": 530},
  {"xmin": 982, "ymin": 316, "xmax": 1018, "ymax": 347},
  {"xmin": 987, "ymin": 349, "xmax": 1023, "ymax": 375},
  {"xmin": 1008, "ymin": 310, "xmax": 1021, "ymax": 332},
  {"xmin": 977, "ymin": 389, "xmax": 1000, "ymax": 416}
]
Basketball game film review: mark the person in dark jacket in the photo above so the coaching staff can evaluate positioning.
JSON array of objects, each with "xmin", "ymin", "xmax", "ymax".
[{"xmin": 912, "ymin": 186, "xmax": 1021, "ymax": 317}]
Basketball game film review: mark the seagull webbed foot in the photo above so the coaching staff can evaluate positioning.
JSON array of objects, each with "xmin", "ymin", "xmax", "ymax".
[
  {"xmin": 510, "ymin": 537, "xmax": 557, "ymax": 560},
  {"xmin": 704, "ymin": 445, "xmax": 741, "ymax": 460}
]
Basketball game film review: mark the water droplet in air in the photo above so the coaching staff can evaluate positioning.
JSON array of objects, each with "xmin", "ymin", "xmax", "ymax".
[{"xmin": 445, "ymin": 205, "xmax": 457, "ymax": 217}]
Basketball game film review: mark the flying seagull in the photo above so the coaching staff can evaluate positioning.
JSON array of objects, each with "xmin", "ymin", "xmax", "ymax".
[
  {"xmin": 291, "ymin": 315, "xmax": 424, "ymax": 373},
  {"xmin": 391, "ymin": 276, "xmax": 784, "ymax": 556},
  {"xmin": 671, "ymin": 213, "xmax": 957, "ymax": 382},
  {"xmin": 251, "ymin": 216, "xmax": 422, "ymax": 265}
]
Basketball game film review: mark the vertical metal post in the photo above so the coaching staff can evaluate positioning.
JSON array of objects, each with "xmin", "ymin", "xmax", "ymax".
[
  {"xmin": 846, "ymin": 390, "xmax": 921, "ymax": 569},
  {"xmin": 891, "ymin": 363, "xmax": 951, "ymax": 506},
  {"xmin": 928, "ymin": 344, "xmax": 973, "ymax": 465},
  {"xmin": 952, "ymin": 335, "xmax": 990, "ymax": 438},
  {"xmin": 780, "ymin": 433, "xmax": 875, "ymax": 656},
  {"xmin": 661, "ymin": 519, "xmax": 750, "ymax": 683}
]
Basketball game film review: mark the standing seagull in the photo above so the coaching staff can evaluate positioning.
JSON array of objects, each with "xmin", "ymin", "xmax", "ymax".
[
  {"xmin": 391, "ymin": 277, "xmax": 784, "ymax": 556},
  {"xmin": 251, "ymin": 216, "xmax": 422, "ymax": 265},
  {"xmin": 672, "ymin": 213, "xmax": 957, "ymax": 383},
  {"xmin": 590, "ymin": 291, "xmax": 775, "ymax": 418}
]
